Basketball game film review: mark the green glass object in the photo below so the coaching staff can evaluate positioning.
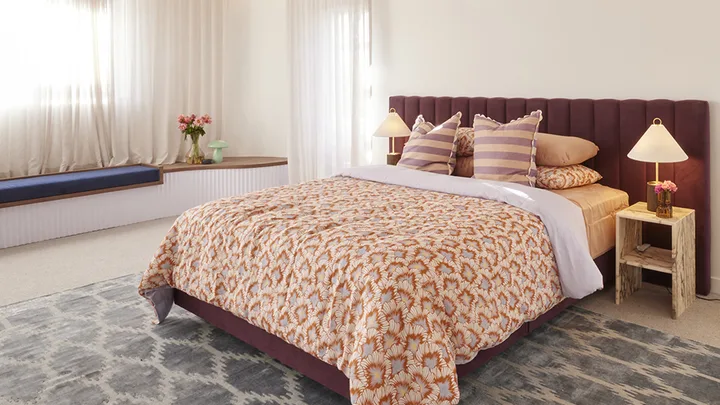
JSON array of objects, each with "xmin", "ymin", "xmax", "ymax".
[{"xmin": 208, "ymin": 140, "xmax": 229, "ymax": 164}]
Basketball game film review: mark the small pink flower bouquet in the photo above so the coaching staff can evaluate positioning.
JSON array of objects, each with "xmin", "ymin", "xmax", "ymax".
[
  {"xmin": 654, "ymin": 180, "xmax": 678, "ymax": 194},
  {"xmin": 654, "ymin": 180, "xmax": 676, "ymax": 218},
  {"xmin": 177, "ymin": 113, "xmax": 212, "ymax": 141},
  {"xmin": 178, "ymin": 113, "xmax": 212, "ymax": 164}
]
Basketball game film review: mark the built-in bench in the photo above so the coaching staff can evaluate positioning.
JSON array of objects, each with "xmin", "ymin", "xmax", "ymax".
[
  {"xmin": 0, "ymin": 157, "xmax": 288, "ymax": 249},
  {"xmin": 0, "ymin": 165, "xmax": 163, "ymax": 209}
]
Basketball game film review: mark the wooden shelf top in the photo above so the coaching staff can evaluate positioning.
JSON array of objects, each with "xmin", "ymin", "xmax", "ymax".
[
  {"xmin": 162, "ymin": 156, "xmax": 287, "ymax": 173},
  {"xmin": 616, "ymin": 202, "xmax": 694, "ymax": 226},
  {"xmin": 619, "ymin": 246, "xmax": 674, "ymax": 274}
]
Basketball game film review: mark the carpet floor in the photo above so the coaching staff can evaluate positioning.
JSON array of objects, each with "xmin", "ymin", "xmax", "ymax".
[{"xmin": 1, "ymin": 274, "xmax": 719, "ymax": 405}]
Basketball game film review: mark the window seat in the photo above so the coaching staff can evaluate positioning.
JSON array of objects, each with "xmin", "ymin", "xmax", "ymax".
[
  {"xmin": 0, "ymin": 157, "xmax": 288, "ymax": 249},
  {"xmin": 0, "ymin": 165, "xmax": 163, "ymax": 208}
]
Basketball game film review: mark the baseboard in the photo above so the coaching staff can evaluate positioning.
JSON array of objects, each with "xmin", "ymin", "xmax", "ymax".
[
  {"xmin": 0, "ymin": 165, "xmax": 288, "ymax": 249},
  {"xmin": 711, "ymin": 276, "xmax": 720, "ymax": 295}
]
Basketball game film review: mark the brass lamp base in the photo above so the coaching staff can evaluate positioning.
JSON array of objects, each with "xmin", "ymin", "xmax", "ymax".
[
  {"xmin": 646, "ymin": 181, "xmax": 660, "ymax": 212},
  {"xmin": 387, "ymin": 153, "xmax": 401, "ymax": 166}
]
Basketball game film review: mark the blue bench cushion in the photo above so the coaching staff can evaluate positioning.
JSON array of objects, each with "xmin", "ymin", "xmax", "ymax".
[{"xmin": 0, "ymin": 166, "xmax": 161, "ymax": 204}]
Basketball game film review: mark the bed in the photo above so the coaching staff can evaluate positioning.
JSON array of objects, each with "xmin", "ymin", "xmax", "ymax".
[{"xmin": 139, "ymin": 96, "xmax": 711, "ymax": 404}]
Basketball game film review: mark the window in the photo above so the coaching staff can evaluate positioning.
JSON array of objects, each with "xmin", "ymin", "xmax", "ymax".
[{"xmin": 0, "ymin": 0, "xmax": 111, "ymax": 107}]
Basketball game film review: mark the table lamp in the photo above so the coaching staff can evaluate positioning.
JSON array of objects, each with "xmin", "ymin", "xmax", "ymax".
[
  {"xmin": 373, "ymin": 108, "xmax": 411, "ymax": 165},
  {"xmin": 627, "ymin": 118, "xmax": 688, "ymax": 211}
]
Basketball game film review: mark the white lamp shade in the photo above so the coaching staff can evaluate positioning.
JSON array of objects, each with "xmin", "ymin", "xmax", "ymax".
[
  {"xmin": 627, "ymin": 119, "xmax": 688, "ymax": 163},
  {"xmin": 372, "ymin": 111, "xmax": 411, "ymax": 138}
]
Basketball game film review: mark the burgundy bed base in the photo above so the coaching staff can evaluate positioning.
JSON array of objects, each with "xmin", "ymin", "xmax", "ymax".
[
  {"xmin": 173, "ymin": 96, "xmax": 710, "ymax": 400},
  {"xmin": 176, "ymin": 289, "xmax": 577, "ymax": 399},
  {"xmin": 175, "ymin": 253, "xmax": 614, "ymax": 399}
]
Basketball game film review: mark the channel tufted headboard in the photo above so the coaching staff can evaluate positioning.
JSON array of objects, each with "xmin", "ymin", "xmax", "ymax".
[{"xmin": 389, "ymin": 96, "xmax": 711, "ymax": 295}]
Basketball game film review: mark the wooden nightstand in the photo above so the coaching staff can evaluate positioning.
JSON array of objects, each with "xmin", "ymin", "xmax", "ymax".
[{"xmin": 615, "ymin": 202, "xmax": 695, "ymax": 319}]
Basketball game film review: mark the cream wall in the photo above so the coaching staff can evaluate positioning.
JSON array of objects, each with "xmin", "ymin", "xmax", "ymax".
[
  {"xmin": 222, "ymin": 0, "xmax": 290, "ymax": 158},
  {"xmin": 370, "ymin": 0, "xmax": 720, "ymax": 293}
]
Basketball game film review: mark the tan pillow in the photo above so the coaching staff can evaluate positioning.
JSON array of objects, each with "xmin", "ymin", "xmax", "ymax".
[
  {"xmin": 535, "ymin": 133, "xmax": 599, "ymax": 166},
  {"xmin": 536, "ymin": 165, "xmax": 602, "ymax": 190},
  {"xmin": 452, "ymin": 156, "xmax": 474, "ymax": 177},
  {"xmin": 455, "ymin": 127, "xmax": 474, "ymax": 157}
]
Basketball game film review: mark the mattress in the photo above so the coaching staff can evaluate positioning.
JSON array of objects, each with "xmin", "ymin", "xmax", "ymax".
[{"xmin": 552, "ymin": 184, "xmax": 629, "ymax": 258}]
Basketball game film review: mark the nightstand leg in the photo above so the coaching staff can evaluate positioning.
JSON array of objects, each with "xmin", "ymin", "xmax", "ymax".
[
  {"xmin": 616, "ymin": 264, "xmax": 642, "ymax": 304},
  {"xmin": 616, "ymin": 218, "xmax": 642, "ymax": 305},
  {"xmin": 671, "ymin": 214, "xmax": 696, "ymax": 319}
]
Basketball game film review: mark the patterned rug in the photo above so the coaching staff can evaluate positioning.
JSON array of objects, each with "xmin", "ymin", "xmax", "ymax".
[{"xmin": 1, "ymin": 274, "xmax": 718, "ymax": 405}]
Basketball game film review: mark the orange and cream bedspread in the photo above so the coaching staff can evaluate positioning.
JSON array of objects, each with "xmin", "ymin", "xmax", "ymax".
[{"xmin": 139, "ymin": 173, "xmax": 568, "ymax": 405}]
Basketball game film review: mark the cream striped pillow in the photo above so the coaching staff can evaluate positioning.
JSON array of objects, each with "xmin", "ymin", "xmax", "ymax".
[
  {"xmin": 398, "ymin": 112, "xmax": 462, "ymax": 175},
  {"xmin": 473, "ymin": 110, "xmax": 542, "ymax": 186},
  {"xmin": 412, "ymin": 114, "xmax": 427, "ymax": 131}
]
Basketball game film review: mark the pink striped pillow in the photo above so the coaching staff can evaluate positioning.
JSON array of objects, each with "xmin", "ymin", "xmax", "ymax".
[
  {"xmin": 473, "ymin": 111, "xmax": 542, "ymax": 186},
  {"xmin": 412, "ymin": 114, "xmax": 427, "ymax": 131},
  {"xmin": 398, "ymin": 112, "xmax": 462, "ymax": 175}
]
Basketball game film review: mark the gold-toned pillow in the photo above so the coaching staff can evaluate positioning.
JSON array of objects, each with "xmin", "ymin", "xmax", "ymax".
[
  {"xmin": 455, "ymin": 127, "xmax": 474, "ymax": 157},
  {"xmin": 535, "ymin": 133, "xmax": 599, "ymax": 166},
  {"xmin": 452, "ymin": 156, "xmax": 474, "ymax": 178},
  {"xmin": 398, "ymin": 112, "xmax": 462, "ymax": 174},
  {"xmin": 536, "ymin": 165, "xmax": 602, "ymax": 190}
]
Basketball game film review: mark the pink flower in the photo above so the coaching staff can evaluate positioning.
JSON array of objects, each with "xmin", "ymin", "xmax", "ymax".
[
  {"xmin": 655, "ymin": 180, "xmax": 678, "ymax": 194},
  {"xmin": 178, "ymin": 123, "xmax": 187, "ymax": 131},
  {"xmin": 178, "ymin": 113, "xmax": 212, "ymax": 128}
]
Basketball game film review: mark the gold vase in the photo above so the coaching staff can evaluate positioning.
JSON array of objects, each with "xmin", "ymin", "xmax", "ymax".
[
  {"xmin": 646, "ymin": 181, "xmax": 660, "ymax": 211},
  {"xmin": 656, "ymin": 191, "xmax": 673, "ymax": 218},
  {"xmin": 186, "ymin": 136, "xmax": 204, "ymax": 165}
]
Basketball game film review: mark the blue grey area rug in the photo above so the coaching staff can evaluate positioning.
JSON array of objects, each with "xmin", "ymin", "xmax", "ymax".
[{"xmin": 0, "ymin": 274, "xmax": 718, "ymax": 405}]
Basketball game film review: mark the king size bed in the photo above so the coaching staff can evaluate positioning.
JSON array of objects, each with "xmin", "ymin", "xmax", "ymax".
[{"xmin": 139, "ymin": 96, "xmax": 710, "ymax": 405}]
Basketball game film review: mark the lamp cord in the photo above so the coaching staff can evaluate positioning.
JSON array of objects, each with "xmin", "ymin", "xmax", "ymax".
[{"xmin": 665, "ymin": 286, "xmax": 720, "ymax": 302}]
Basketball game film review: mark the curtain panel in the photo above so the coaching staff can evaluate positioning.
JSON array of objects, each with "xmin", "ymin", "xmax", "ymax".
[
  {"xmin": 288, "ymin": 0, "xmax": 372, "ymax": 183},
  {"xmin": 0, "ymin": 0, "xmax": 225, "ymax": 178}
]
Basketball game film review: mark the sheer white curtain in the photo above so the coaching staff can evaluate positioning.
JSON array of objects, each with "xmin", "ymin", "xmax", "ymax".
[
  {"xmin": 288, "ymin": 0, "xmax": 371, "ymax": 183},
  {"xmin": 0, "ymin": 0, "xmax": 224, "ymax": 178}
]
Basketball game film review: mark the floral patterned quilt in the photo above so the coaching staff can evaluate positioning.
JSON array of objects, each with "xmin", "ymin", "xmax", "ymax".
[{"xmin": 139, "ymin": 176, "xmax": 564, "ymax": 405}]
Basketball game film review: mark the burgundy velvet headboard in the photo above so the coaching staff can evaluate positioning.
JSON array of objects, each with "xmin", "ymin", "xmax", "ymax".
[{"xmin": 389, "ymin": 96, "xmax": 711, "ymax": 295}]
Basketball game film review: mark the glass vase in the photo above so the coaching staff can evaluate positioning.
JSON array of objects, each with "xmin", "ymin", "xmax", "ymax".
[
  {"xmin": 656, "ymin": 190, "xmax": 673, "ymax": 218},
  {"xmin": 186, "ymin": 137, "xmax": 204, "ymax": 165}
]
